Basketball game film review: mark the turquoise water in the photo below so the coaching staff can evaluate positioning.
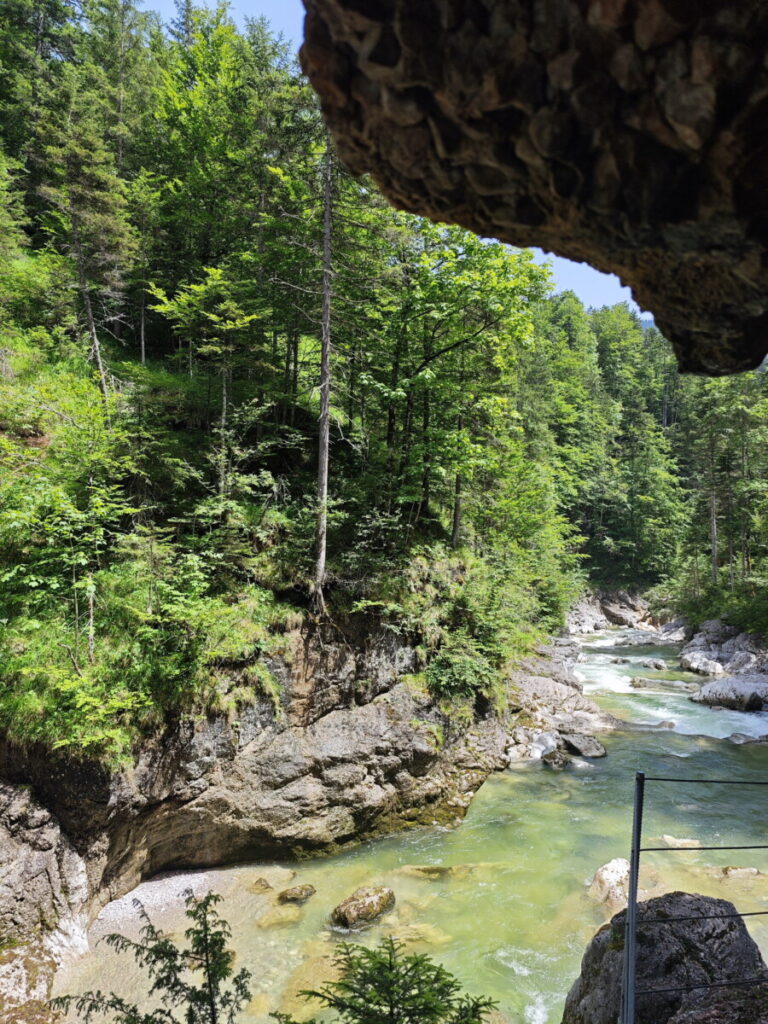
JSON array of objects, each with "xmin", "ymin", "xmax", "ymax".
[{"xmin": 55, "ymin": 631, "xmax": 768, "ymax": 1024}]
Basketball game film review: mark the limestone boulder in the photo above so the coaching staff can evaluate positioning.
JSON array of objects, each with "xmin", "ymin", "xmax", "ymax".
[
  {"xmin": 331, "ymin": 886, "xmax": 395, "ymax": 929},
  {"xmin": 587, "ymin": 859, "xmax": 630, "ymax": 907},
  {"xmin": 691, "ymin": 674, "xmax": 768, "ymax": 711},
  {"xmin": 680, "ymin": 651, "xmax": 725, "ymax": 676},
  {"xmin": 277, "ymin": 884, "xmax": 316, "ymax": 905},
  {"xmin": 561, "ymin": 891, "xmax": 768, "ymax": 1024},
  {"xmin": 560, "ymin": 733, "xmax": 606, "ymax": 758}
]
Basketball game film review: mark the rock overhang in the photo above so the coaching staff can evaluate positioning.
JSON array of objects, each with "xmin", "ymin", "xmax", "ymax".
[{"xmin": 300, "ymin": 0, "xmax": 768, "ymax": 375}]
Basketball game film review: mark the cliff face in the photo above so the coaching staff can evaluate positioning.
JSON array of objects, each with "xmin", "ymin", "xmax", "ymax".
[{"xmin": 0, "ymin": 619, "xmax": 611, "ymax": 1011}]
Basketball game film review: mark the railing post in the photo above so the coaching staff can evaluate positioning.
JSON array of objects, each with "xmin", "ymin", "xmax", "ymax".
[{"xmin": 621, "ymin": 770, "xmax": 645, "ymax": 1024}]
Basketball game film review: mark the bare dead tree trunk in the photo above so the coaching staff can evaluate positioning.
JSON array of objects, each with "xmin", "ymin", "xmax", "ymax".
[
  {"xmin": 313, "ymin": 138, "xmax": 333, "ymax": 614},
  {"xmin": 139, "ymin": 290, "xmax": 146, "ymax": 365},
  {"xmin": 451, "ymin": 471, "xmax": 462, "ymax": 549},
  {"xmin": 72, "ymin": 217, "xmax": 110, "ymax": 403},
  {"xmin": 219, "ymin": 364, "xmax": 228, "ymax": 500},
  {"xmin": 87, "ymin": 577, "xmax": 95, "ymax": 665},
  {"xmin": 709, "ymin": 492, "xmax": 718, "ymax": 585}
]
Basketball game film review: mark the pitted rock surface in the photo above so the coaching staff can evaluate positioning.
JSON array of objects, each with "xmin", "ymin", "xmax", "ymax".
[
  {"xmin": 301, "ymin": 1, "xmax": 768, "ymax": 375},
  {"xmin": 561, "ymin": 891, "xmax": 768, "ymax": 1024},
  {"xmin": 331, "ymin": 885, "xmax": 395, "ymax": 928}
]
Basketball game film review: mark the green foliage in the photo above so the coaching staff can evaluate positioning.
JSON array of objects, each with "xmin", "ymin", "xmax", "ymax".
[
  {"xmin": 273, "ymin": 936, "xmax": 496, "ymax": 1024},
  {"xmin": 50, "ymin": 889, "xmax": 252, "ymax": 1024},
  {"xmin": 426, "ymin": 634, "xmax": 497, "ymax": 702},
  {"xmin": 3, "ymin": 0, "xmax": 763, "ymax": 764}
]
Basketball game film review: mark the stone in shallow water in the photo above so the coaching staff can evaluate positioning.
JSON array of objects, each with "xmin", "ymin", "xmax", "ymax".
[
  {"xmin": 396, "ymin": 864, "xmax": 455, "ymax": 881},
  {"xmin": 248, "ymin": 877, "xmax": 273, "ymax": 893},
  {"xmin": 661, "ymin": 835, "xmax": 700, "ymax": 849},
  {"xmin": 277, "ymin": 884, "xmax": 316, "ymax": 905},
  {"xmin": 587, "ymin": 858, "xmax": 630, "ymax": 907},
  {"xmin": 638, "ymin": 658, "xmax": 667, "ymax": 671},
  {"xmin": 542, "ymin": 748, "xmax": 570, "ymax": 770},
  {"xmin": 331, "ymin": 886, "xmax": 395, "ymax": 929},
  {"xmin": 561, "ymin": 733, "xmax": 606, "ymax": 758}
]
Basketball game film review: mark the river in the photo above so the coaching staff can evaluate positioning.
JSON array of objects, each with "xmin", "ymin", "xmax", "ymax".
[{"xmin": 54, "ymin": 630, "xmax": 768, "ymax": 1024}]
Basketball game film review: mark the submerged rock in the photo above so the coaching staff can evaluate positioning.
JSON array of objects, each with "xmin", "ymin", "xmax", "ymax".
[
  {"xmin": 561, "ymin": 892, "xmax": 768, "ymax": 1024},
  {"xmin": 661, "ymin": 835, "xmax": 701, "ymax": 849},
  {"xmin": 331, "ymin": 886, "xmax": 395, "ymax": 929},
  {"xmin": 396, "ymin": 864, "xmax": 455, "ymax": 881},
  {"xmin": 631, "ymin": 677, "xmax": 699, "ymax": 693},
  {"xmin": 257, "ymin": 904, "xmax": 303, "ymax": 928},
  {"xmin": 638, "ymin": 658, "xmax": 666, "ymax": 671},
  {"xmin": 277, "ymin": 884, "xmax": 316, "ymax": 905}
]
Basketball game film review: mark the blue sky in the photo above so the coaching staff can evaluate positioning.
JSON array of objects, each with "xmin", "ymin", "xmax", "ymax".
[{"xmin": 147, "ymin": 0, "xmax": 643, "ymax": 313}]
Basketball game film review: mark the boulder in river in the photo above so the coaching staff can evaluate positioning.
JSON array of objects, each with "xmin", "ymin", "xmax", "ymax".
[
  {"xmin": 277, "ymin": 884, "xmax": 316, "ymax": 905},
  {"xmin": 248, "ymin": 877, "xmax": 274, "ymax": 893},
  {"xmin": 691, "ymin": 674, "xmax": 768, "ymax": 711},
  {"xmin": 638, "ymin": 658, "xmax": 666, "ymax": 671},
  {"xmin": 631, "ymin": 677, "xmax": 698, "ymax": 693},
  {"xmin": 542, "ymin": 748, "xmax": 571, "ymax": 770},
  {"xmin": 561, "ymin": 891, "xmax": 768, "ymax": 1024},
  {"xmin": 587, "ymin": 858, "xmax": 630, "ymax": 907},
  {"xmin": 331, "ymin": 886, "xmax": 395, "ymax": 929},
  {"xmin": 560, "ymin": 733, "xmax": 606, "ymax": 758}
]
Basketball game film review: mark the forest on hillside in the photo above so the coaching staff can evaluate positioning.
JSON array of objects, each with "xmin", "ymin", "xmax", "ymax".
[{"xmin": 2, "ymin": 0, "xmax": 768, "ymax": 761}]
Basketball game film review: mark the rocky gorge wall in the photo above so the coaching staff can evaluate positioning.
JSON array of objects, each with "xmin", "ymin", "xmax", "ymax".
[{"xmin": 0, "ymin": 616, "xmax": 614, "ymax": 1015}]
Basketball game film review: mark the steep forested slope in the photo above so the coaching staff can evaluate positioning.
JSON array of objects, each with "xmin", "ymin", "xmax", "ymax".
[{"xmin": 1, "ymin": 1, "xmax": 768, "ymax": 763}]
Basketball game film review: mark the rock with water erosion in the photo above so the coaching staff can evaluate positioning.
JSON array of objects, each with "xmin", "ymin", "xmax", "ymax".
[
  {"xmin": 331, "ymin": 886, "xmax": 395, "ymax": 929},
  {"xmin": 0, "ymin": 617, "xmax": 617, "ymax": 1007},
  {"xmin": 680, "ymin": 621, "xmax": 767, "ymax": 676},
  {"xmin": 301, "ymin": 2, "xmax": 768, "ymax": 376},
  {"xmin": 0, "ymin": 782, "xmax": 89, "ymax": 1010},
  {"xmin": 277, "ymin": 884, "xmax": 316, "ymax": 905},
  {"xmin": 561, "ymin": 891, "xmax": 768, "ymax": 1024},
  {"xmin": 638, "ymin": 658, "xmax": 666, "ymax": 671},
  {"xmin": 587, "ymin": 858, "xmax": 630, "ymax": 908},
  {"xmin": 566, "ymin": 592, "xmax": 652, "ymax": 634},
  {"xmin": 691, "ymin": 674, "xmax": 768, "ymax": 711},
  {"xmin": 560, "ymin": 733, "xmax": 606, "ymax": 758}
]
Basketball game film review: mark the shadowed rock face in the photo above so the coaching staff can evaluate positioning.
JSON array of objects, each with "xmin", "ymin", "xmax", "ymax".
[
  {"xmin": 300, "ymin": 1, "xmax": 768, "ymax": 375},
  {"xmin": 561, "ymin": 891, "xmax": 768, "ymax": 1024}
]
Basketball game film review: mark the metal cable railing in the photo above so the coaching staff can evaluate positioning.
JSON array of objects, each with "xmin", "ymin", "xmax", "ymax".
[{"xmin": 620, "ymin": 771, "xmax": 768, "ymax": 1024}]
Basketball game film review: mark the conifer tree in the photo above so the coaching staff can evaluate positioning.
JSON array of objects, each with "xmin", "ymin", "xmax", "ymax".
[{"xmin": 37, "ymin": 62, "xmax": 137, "ymax": 397}]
